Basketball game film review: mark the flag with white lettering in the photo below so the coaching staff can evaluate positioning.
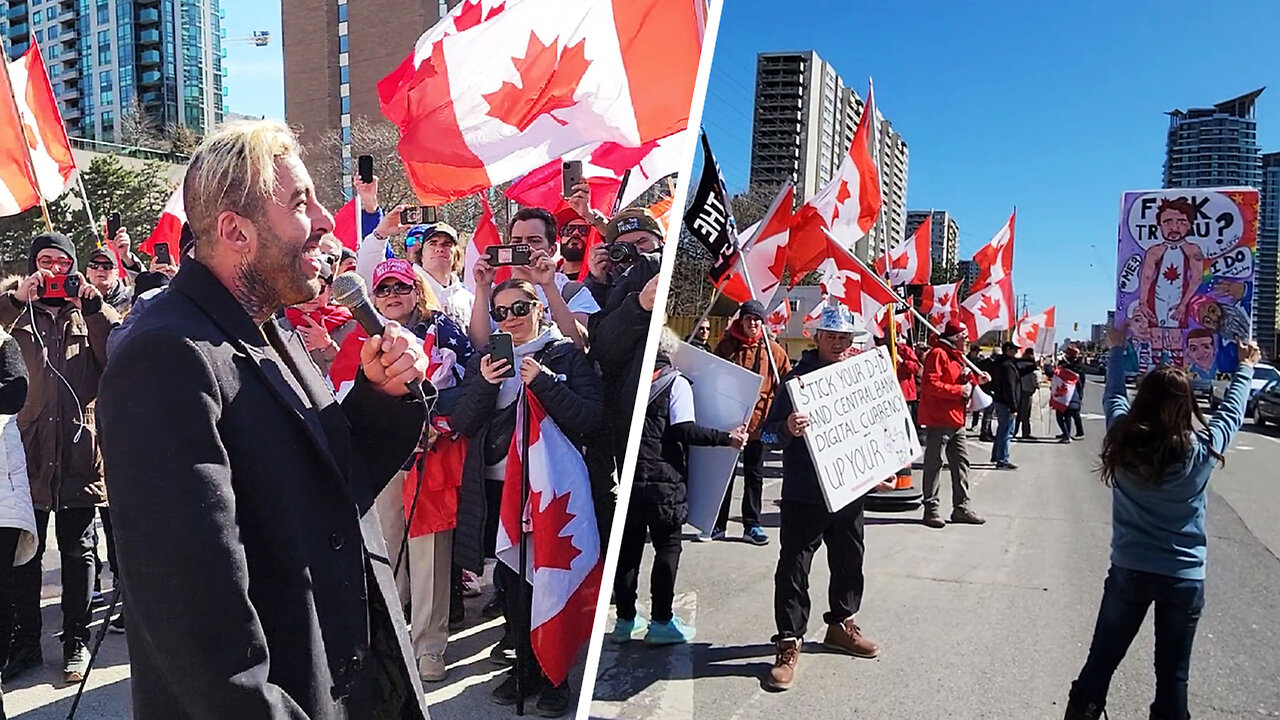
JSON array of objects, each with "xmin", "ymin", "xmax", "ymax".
[{"xmin": 682, "ymin": 132, "xmax": 738, "ymax": 286}]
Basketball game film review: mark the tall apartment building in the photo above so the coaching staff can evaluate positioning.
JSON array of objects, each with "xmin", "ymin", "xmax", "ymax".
[
  {"xmin": 281, "ymin": 0, "xmax": 453, "ymax": 198},
  {"xmin": 956, "ymin": 258, "xmax": 979, "ymax": 296},
  {"xmin": 1, "ymin": 0, "xmax": 227, "ymax": 143},
  {"xmin": 906, "ymin": 209, "xmax": 959, "ymax": 278},
  {"xmin": 749, "ymin": 50, "xmax": 908, "ymax": 261},
  {"xmin": 1260, "ymin": 151, "xmax": 1280, "ymax": 357}
]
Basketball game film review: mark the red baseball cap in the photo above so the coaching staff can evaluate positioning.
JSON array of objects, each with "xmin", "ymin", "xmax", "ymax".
[
  {"xmin": 373, "ymin": 258, "xmax": 416, "ymax": 288},
  {"xmin": 940, "ymin": 320, "xmax": 968, "ymax": 340}
]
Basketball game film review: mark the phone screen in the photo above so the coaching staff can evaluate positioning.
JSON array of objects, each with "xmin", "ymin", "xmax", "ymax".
[
  {"xmin": 358, "ymin": 155, "xmax": 374, "ymax": 184},
  {"xmin": 489, "ymin": 332, "xmax": 515, "ymax": 378}
]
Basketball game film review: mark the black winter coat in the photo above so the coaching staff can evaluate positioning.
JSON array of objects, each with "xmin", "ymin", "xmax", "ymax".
[
  {"xmin": 98, "ymin": 261, "xmax": 428, "ymax": 720},
  {"xmin": 760, "ymin": 349, "xmax": 828, "ymax": 506},
  {"xmin": 451, "ymin": 336, "xmax": 603, "ymax": 573}
]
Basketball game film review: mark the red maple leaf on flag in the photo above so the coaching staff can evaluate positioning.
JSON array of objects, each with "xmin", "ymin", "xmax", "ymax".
[
  {"xmin": 1162, "ymin": 264, "xmax": 1181, "ymax": 283},
  {"xmin": 483, "ymin": 33, "xmax": 591, "ymax": 132},
  {"xmin": 831, "ymin": 179, "xmax": 851, "ymax": 221},
  {"xmin": 589, "ymin": 140, "xmax": 660, "ymax": 176},
  {"xmin": 979, "ymin": 293, "xmax": 1003, "ymax": 322},
  {"xmin": 937, "ymin": 293, "xmax": 951, "ymax": 307},
  {"xmin": 454, "ymin": 0, "xmax": 504, "ymax": 32},
  {"xmin": 1025, "ymin": 324, "xmax": 1040, "ymax": 343},
  {"xmin": 1053, "ymin": 381, "xmax": 1070, "ymax": 398},
  {"xmin": 530, "ymin": 489, "xmax": 582, "ymax": 572}
]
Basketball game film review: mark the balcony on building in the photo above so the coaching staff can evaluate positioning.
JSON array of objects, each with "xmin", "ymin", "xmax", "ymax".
[
  {"xmin": 138, "ymin": 7, "xmax": 159, "ymax": 24},
  {"xmin": 138, "ymin": 28, "xmax": 160, "ymax": 45},
  {"xmin": 140, "ymin": 49, "xmax": 160, "ymax": 66},
  {"xmin": 139, "ymin": 69, "xmax": 161, "ymax": 86}
]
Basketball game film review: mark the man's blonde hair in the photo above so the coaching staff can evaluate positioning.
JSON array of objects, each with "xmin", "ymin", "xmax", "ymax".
[{"xmin": 184, "ymin": 120, "xmax": 301, "ymax": 259}]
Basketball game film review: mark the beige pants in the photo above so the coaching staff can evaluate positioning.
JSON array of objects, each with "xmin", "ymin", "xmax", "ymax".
[{"xmin": 374, "ymin": 472, "xmax": 453, "ymax": 658}]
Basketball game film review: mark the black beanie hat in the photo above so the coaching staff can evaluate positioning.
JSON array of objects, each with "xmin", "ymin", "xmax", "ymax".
[
  {"xmin": 28, "ymin": 232, "xmax": 77, "ymax": 274},
  {"xmin": 132, "ymin": 271, "xmax": 169, "ymax": 304}
]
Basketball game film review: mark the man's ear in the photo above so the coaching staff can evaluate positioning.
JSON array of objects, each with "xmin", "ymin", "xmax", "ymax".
[{"xmin": 217, "ymin": 211, "xmax": 256, "ymax": 258}]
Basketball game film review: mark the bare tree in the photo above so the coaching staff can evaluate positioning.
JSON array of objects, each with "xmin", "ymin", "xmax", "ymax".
[
  {"xmin": 119, "ymin": 97, "xmax": 164, "ymax": 150},
  {"xmin": 309, "ymin": 117, "xmax": 414, "ymax": 213},
  {"xmin": 166, "ymin": 123, "xmax": 201, "ymax": 156}
]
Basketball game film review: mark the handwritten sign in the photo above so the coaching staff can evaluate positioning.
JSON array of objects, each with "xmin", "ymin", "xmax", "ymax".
[{"xmin": 784, "ymin": 347, "xmax": 921, "ymax": 512}]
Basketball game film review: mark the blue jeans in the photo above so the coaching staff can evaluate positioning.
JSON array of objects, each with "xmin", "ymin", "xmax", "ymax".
[
  {"xmin": 1071, "ymin": 565, "xmax": 1205, "ymax": 720},
  {"xmin": 990, "ymin": 402, "xmax": 1014, "ymax": 464}
]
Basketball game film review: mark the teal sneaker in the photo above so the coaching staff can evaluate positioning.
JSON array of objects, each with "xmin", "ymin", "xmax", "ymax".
[
  {"xmin": 610, "ymin": 615, "xmax": 648, "ymax": 644},
  {"xmin": 645, "ymin": 617, "xmax": 696, "ymax": 645}
]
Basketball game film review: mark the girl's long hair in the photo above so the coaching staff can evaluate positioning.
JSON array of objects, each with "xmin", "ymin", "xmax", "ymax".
[{"xmin": 1098, "ymin": 366, "xmax": 1223, "ymax": 487}]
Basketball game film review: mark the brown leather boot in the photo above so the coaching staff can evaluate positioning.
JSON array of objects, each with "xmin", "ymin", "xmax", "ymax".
[
  {"xmin": 922, "ymin": 509, "xmax": 946, "ymax": 528},
  {"xmin": 823, "ymin": 618, "xmax": 880, "ymax": 658},
  {"xmin": 765, "ymin": 637, "xmax": 801, "ymax": 691}
]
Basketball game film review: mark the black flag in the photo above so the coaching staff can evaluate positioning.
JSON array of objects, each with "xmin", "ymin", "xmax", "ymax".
[{"xmin": 682, "ymin": 132, "xmax": 739, "ymax": 284}]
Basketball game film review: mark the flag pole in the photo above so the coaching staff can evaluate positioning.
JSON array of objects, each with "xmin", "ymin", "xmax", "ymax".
[
  {"xmin": 516, "ymin": 388, "xmax": 531, "ymax": 717},
  {"xmin": 866, "ymin": 77, "xmax": 898, "ymax": 369},
  {"xmin": 74, "ymin": 173, "xmax": 101, "ymax": 246},
  {"xmin": 0, "ymin": 39, "xmax": 52, "ymax": 232}
]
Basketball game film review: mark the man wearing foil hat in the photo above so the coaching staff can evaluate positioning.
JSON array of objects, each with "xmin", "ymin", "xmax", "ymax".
[{"xmin": 758, "ymin": 301, "xmax": 881, "ymax": 692}]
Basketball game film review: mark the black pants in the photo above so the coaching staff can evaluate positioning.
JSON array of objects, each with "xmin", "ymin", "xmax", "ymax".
[
  {"xmin": 613, "ymin": 514, "xmax": 681, "ymax": 623},
  {"xmin": 716, "ymin": 439, "xmax": 764, "ymax": 533},
  {"xmin": 100, "ymin": 507, "xmax": 118, "ymax": 577},
  {"xmin": 495, "ymin": 562, "xmax": 557, "ymax": 689},
  {"xmin": 1057, "ymin": 408, "xmax": 1084, "ymax": 437},
  {"xmin": 1016, "ymin": 392, "xmax": 1034, "ymax": 437},
  {"xmin": 0, "ymin": 526, "xmax": 15, "ymax": 719},
  {"xmin": 773, "ymin": 498, "xmax": 866, "ymax": 640},
  {"xmin": 13, "ymin": 507, "xmax": 96, "ymax": 651},
  {"xmin": 484, "ymin": 480, "xmax": 505, "ymax": 595}
]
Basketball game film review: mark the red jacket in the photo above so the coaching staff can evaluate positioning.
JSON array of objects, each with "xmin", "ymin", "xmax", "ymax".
[
  {"xmin": 919, "ymin": 345, "xmax": 968, "ymax": 428},
  {"xmin": 895, "ymin": 343, "xmax": 920, "ymax": 402}
]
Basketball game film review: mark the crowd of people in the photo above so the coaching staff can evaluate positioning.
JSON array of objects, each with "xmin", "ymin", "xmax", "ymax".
[{"xmin": 0, "ymin": 119, "xmax": 667, "ymax": 719}]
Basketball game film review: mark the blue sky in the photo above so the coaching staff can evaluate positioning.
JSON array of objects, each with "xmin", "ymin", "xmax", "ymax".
[
  {"xmin": 700, "ymin": 0, "xmax": 1280, "ymax": 340},
  {"xmin": 220, "ymin": 0, "xmax": 284, "ymax": 121}
]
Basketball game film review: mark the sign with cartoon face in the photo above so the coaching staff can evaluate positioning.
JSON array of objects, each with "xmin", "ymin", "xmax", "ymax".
[{"xmin": 1116, "ymin": 188, "xmax": 1258, "ymax": 376}]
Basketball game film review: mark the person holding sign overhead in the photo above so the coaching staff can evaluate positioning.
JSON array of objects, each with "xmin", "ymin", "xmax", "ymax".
[{"xmin": 758, "ymin": 302, "xmax": 880, "ymax": 692}]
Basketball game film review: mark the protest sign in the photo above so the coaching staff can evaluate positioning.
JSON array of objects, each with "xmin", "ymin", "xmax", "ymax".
[
  {"xmin": 1035, "ymin": 327, "xmax": 1056, "ymax": 357},
  {"xmin": 1117, "ymin": 188, "xmax": 1258, "ymax": 376},
  {"xmin": 784, "ymin": 346, "xmax": 920, "ymax": 513},
  {"xmin": 670, "ymin": 341, "xmax": 762, "ymax": 533}
]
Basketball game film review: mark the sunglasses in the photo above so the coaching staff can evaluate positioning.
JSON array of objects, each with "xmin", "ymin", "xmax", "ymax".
[
  {"xmin": 87, "ymin": 260, "xmax": 116, "ymax": 271},
  {"xmin": 561, "ymin": 224, "xmax": 589, "ymax": 238},
  {"xmin": 490, "ymin": 299, "xmax": 537, "ymax": 322},
  {"xmin": 373, "ymin": 281, "xmax": 415, "ymax": 298}
]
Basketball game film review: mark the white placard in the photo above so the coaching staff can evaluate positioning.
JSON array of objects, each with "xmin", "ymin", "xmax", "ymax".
[
  {"xmin": 1035, "ymin": 327, "xmax": 1056, "ymax": 356},
  {"xmin": 785, "ymin": 347, "xmax": 921, "ymax": 512},
  {"xmin": 670, "ymin": 341, "xmax": 764, "ymax": 533}
]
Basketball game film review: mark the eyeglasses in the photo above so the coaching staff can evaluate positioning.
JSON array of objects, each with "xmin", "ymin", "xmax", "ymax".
[
  {"xmin": 36, "ymin": 257, "xmax": 73, "ymax": 272},
  {"xmin": 561, "ymin": 224, "xmax": 589, "ymax": 238},
  {"xmin": 373, "ymin": 282, "xmax": 415, "ymax": 298},
  {"xmin": 87, "ymin": 260, "xmax": 116, "ymax": 271},
  {"xmin": 490, "ymin": 299, "xmax": 537, "ymax": 322}
]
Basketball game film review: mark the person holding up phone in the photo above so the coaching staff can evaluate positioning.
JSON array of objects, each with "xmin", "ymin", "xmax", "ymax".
[
  {"xmin": 451, "ymin": 278, "xmax": 603, "ymax": 717},
  {"xmin": 0, "ymin": 232, "xmax": 120, "ymax": 685}
]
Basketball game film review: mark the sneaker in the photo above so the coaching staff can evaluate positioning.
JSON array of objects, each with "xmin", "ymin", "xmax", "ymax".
[
  {"xmin": 644, "ymin": 617, "xmax": 695, "ymax": 645},
  {"xmin": 482, "ymin": 593, "xmax": 505, "ymax": 619},
  {"xmin": 1074, "ymin": 432, "xmax": 1085, "ymax": 439},
  {"xmin": 109, "ymin": 613, "xmax": 126, "ymax": 634},
  {"xmin": 921, "ymin": 510, "xmax": 946, "ymax": 529},
  {"xmin": 63, "ymin": 641, "xmax": 90, "ymax": 684},
  {"xmin": 822, "ymin": 618, "xmax": 879, "ymax": 658},
  {"xmin": 950, "ymin": 507, "xmax": 987, "ymax": 525},
  {"xmin": 2, "ymin": 643, "xmax": 42, "ymax": 682},
  {"xmin": 461, "ymin": 570, "xmax": 483, "ymax": 598},
  {"xmin": 994, "ymin": 462, "xmax": 1019, "ymax": 470},
  {"xmin": 490, "ymin": 634, "xmax": 516, "ymax": 666},
  {"xmin": 491, "ymin": 672, "xmax": 542, "ymax": 706},
  {"xmin": 744, "ymin": 526, "xmax": 770, "ymax": 546},
  {"xmin": 418, "ymin": 652, "xmax": 447, "ymax": 683},
  {"xmin": 694, "ymin": 529, "xmax": 726, "ymax": 543},
  {"xmin": 979, "ymin": 433, "xmax": 995, "ymax": 443},
  {"xmin": 90, "ymin": 589, "xmax": 107, "ymax": 609},
  {"xmin": 535, "ymin": 682, "xmax": 572, "ymax": 718},
  {"xmin": 609, "ymin": 615, "xmax": 648, "ymax": 644},
  {"xmin": 764, "ymin": 637, "xmax": 801, "ymax": 691},
  {"xmin": 1062, "ymin": 698, "xmax": 1105, "ymax": 720},
  {"xmin": 1058, "ymin": 435, "xmax": 1072, "ymax": 444}
]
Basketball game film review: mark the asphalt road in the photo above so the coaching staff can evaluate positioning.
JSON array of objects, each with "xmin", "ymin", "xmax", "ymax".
[{"xmin": 590, "ymin": 380, "xmax": 1280, "ymax": 719}]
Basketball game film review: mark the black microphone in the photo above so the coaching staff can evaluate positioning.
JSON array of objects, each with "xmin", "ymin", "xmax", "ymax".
[{"xmin": 330, "ymin": 272, "xmax": 437, "ymax": 409}]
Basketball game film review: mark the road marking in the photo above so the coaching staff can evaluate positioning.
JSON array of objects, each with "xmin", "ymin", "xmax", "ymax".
[
  {"xmin": 1236, "ymin": 445, "xmax": 1254, "ymax": 451},
  {"xmin": 590, "ymin": 592, "xmax": 697, "ymax": 720}
]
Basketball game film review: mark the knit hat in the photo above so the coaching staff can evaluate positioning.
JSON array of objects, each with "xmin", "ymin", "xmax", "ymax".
[
  {"xmin": 939, "ymin": 320, "xmax": 968, "ymax": 340},
  {"xmin": 28, "ymin": 232, "xmax": 77, "ymax": 274},
  {"xmin": 738, "ymin": 299, "xmax": 767, "ymax": 320},
  {"xmin": 605, "ymin": 207, "xmax": 663, "ymax": 244},
  {"xmin": 132, "ymin": 271, "xmax": 169, "ymax": 304}
]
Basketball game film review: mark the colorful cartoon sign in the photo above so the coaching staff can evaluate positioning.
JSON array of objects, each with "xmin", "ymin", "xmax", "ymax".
[{"xmin": 1116, "ymin": 188, "xmax": 1258, "ymax": 375}]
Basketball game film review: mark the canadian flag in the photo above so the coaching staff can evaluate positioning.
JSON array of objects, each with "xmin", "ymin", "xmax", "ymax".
[
  {"xmin": 508, "ymin": 130, "xmax": 687, "ymax": 214},
  {"xmin": 1049, "ymin": 366, "xmax": 1079, "ymax": 412},
  {"xmin": 960, "ymin": 275, "xmax": 1014, "ymax": 339},
  {"xmin": 765, "ymin": 301, "xmax": 790, "ymax": 336},
  {"xmin": 874, "ymin": 213, "xmax": 931, "ymax": 286},
  {"xmin": 378, "ymin": 0, "xmax": 703, "ymax": 204},
  {"xmin": 331, "ymin": 198, "xmax": 361, "ymax": 251},
  {"xmin": 716, "ymin": 182, "xmax": 794, "ymax": 307},
  {"xmin": 1014, "ymin": 306, "xmax": 1056, "ymax": 350},
  {"xmin": 970, "ymin": 209, "xmax": 1015, "ymax": 292},
  {"xmin": 801, "ymin": 297, "xmax": 824, "ymax": 337},
  {"xmin": 818, "ymin": 236, "xmax": 898, "ymax": 325},
  {"xmin": 141, "ymin": 181, "xmax": 186, "ymax": 264},
  {"xmin": 0, "ymin": 42, "xmax": 75, "ymax": 216},
  {"xmin": 920, "ymin": 282, "xmax": 959, "ymax": 326},
  {"xmin": 787, "ymin": 82, "xmax": 881, "ymax": 278},
  {"xmin": 497, "ymin": 391, "xmax": 602, "ymax": 686},
  {"xmin": 462, "ymin": 194, "xmax": 512, "ymax": 292}
]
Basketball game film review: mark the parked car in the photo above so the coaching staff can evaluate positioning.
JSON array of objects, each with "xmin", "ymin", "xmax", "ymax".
[
  {"xmin": 1255, "ymin": 379, "xmax": 1280, "ymax": 426},
  {"xmin": 1210, "ymin": 362, "xmax": 1280, "ymax": 417}
]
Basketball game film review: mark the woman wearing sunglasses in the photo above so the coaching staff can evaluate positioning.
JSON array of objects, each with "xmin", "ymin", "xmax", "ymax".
[
  {"xmin": 452, "ymin": 278, "xmax": 603, "ymax": 717},
  {"xmin": 363, "ymin": 258, "xmax": 477, "ymax": 686}
]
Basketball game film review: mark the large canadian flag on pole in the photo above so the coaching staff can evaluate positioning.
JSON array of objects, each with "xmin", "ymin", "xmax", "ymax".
[
  {"xmin": 378, "ymin": 0, "xmax": 703, "ymax": 204},
  {"xmin": 787, "ymin": 83, "xmax": 881, "ymax": 278},
  {"xmin": 818, "ymin": 234, "xmax": 897, "ymax": 324},
  {"xmin": 497, "ymin": 392, "xmax": 602, "ymax": 687},
  {"xmin": 716, "ymin": 182, "xmax": 793, "ymax": 307},
  {"xmin": 0, "ymin": 41, "xmax": 75, "ymax": 216},
  {"xmin": 1014, "ymin": 306, "xmax": 1056, "ymax": 350},
  {"xmin": 874, "ymin": 213, "xmax": 931, "ymax": 286},
  {"xmin": 920, "ymin": 282, "xmax": 960, "ymax": 326},
  {"xmin": 970, "ymin": 209, "xmax": 1016, "ymax": 292},
  {"xmin": 960, "ymin": 275, "xmax": 1015, "ymax": 339}
]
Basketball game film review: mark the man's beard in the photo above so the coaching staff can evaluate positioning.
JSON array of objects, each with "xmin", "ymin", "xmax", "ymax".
[
  {"xmin": 234, "ymin": 225, "xmax": 320, "ymax": 322},
  {"xmin": 561, "ymin": 243, "xmax": 585, "ymax": 263}
]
